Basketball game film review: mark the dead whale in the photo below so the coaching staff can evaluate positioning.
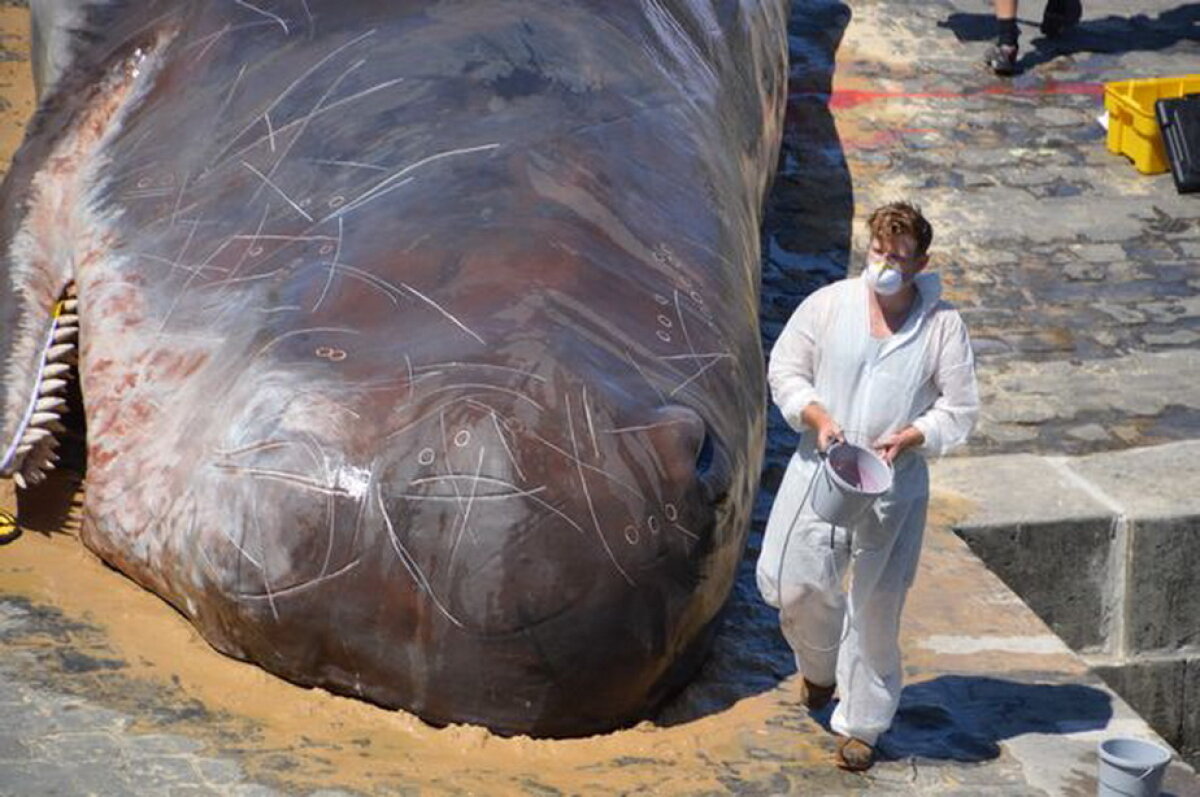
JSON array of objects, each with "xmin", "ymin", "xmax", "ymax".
[{"xmin": 0, "ymin": 0, "xmax": 788, "ymax": 736}]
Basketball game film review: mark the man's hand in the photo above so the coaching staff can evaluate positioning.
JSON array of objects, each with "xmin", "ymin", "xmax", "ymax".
[
  {"xmin": 873, "ymin": 426, "xmax": 925, "ymax": 464},
  {"xmin": 801, "ymin": 402, "xmax": 844, "ymax": 453}
]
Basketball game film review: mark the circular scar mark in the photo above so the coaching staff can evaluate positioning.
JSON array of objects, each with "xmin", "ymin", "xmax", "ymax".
[
  {"xmin": 319, "ymin": 244, "xmax": 335, "ymax": 255},
  {"xmin": 657, "ymin": 314, "xmax": 673, "ymax": 329},
  {"xmin": 249, "ymin": 245, "xmax": 265, "ymax": 257},
  {"xmin": 647, "ymin": 515, "xmax": 660, "ymax": 534},
  {"xmin": 453, "ymin": 430, "xmax": 471, "ymax": 448},
  {"xmin": 328, "ymin": 195, "xmax": 345, "ymax": 208},
  {"xmin": 656, "ymin": 330, "xmax": 672, "ymax": 343},
  {"xmin": 315, "ymin": 346, "xmax": 347, "ymax": 361},
  {"xmin": 624, "ymin": 525, "xmax": 640, "ymax": 545},
  {"xmin": 418, "ymin": 448, "xmax": 435, "ymax": 465},
  {"xmin": 654, "ymin": 293, "xmax": 670, "ymax": 306},
  {"xmin": 664, "ymin": 503, "xmax": 678, "ymax": 521}
]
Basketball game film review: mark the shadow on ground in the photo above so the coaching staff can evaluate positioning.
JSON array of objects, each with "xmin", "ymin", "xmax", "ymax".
[
  {"xmin": 939, "ymin": 5, "xmax": 1199, "ymax": 74},
  {"xmin": 655, "ymin": 0, "xmax": 854, "ymax": 727},
  {"xmin": 871, "ymin": 675, "xmax": 1113, "ymax": 762}
]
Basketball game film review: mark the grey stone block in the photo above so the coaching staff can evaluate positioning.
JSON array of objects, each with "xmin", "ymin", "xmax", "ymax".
[
  {"xmin": 1071, "ymin": 441, "xmax": 1200, "ymax": 518},
  {"xmin": 1127, "ymin": 516, "xmax": 1200, "ymax": 652},
  {"xmin": 1092, "ymin": 658, "xmax": 1194, "ymax": 759},
  {"xmin": 954, "ymin": 519, "xmax": 1116, "ymax": 652}
]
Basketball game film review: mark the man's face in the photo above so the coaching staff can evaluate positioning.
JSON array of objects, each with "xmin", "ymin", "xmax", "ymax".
[{"xmin": 868, "ymin": 233, "xmax": 928, "ymax": 277}]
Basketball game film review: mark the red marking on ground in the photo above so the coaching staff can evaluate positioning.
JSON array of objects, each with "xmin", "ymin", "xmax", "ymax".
[{"xmin": 789, "ymin": 81, "xmax": 1105, "ymax": 110}]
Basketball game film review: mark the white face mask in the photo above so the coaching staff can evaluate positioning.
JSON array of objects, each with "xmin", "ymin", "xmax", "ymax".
[{"xmin": 865, "ymin": 253, "xmax": 905, "ymax": 296}]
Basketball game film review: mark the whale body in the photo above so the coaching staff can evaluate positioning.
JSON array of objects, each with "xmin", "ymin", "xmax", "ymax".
[{"xmin": 0, "ymin": 0, "xmax": 787, "ymax": 736}]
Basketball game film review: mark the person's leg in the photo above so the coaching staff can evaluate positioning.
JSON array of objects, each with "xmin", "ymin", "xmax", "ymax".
[
  {"xmin": 986, "ymin": 0, "xmax": 1020, "ymax": 75},
  {"xmin": 829, "ymin": 495, "xmax": 929, "ymax": 770},
  {"xmin": 757, "ymin": 453, "xmax": 850, "ymax": 707},
  {"xmin": 1041, "ymin": 0, "xmax": 1082, "ymax": 37}
]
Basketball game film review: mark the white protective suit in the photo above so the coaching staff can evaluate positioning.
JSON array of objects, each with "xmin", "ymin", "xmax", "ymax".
[{"xmin": 756, "ymin": 271, "xmax": 979, "ymax": 745}]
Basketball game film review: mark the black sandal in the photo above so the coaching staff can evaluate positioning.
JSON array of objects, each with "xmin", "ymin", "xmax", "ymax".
[{"xmin": 984, "ymin": 44, "xmax": 1019, "ymax": 76}]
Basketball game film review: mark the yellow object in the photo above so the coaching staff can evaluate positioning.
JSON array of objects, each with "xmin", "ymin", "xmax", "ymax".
[
  {"xmin": 1105, "ymin": 75, "xmax": 1200, "ymax": 174},
  {"xmin": 0, "ymin": 509, "xmax": 19, "ymax": 544}
]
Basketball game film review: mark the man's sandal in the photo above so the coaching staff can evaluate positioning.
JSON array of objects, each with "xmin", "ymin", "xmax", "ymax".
[
  {"xmin": 801, "ymin": 678, "xmax": 835, "ymax": 711},
  {"xmin": 836, "ymin": 736, "xmax": 875, "ymax": 771}
]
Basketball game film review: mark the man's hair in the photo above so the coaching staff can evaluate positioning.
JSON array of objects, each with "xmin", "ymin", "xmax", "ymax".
[{"xmin": 867, "ymin": 201, "xmax": 933, "ymax": 258}]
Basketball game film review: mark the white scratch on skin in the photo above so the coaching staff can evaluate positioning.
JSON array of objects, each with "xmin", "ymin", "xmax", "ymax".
[
  {"xmin": 410, "ymin": 473, "xmax": 527, "ymax": 491},
  {"xmin": 582, "ymin": 386, "xmax": 600, "ymax": 460},
  {"xmin": 567, "ymin": 396, "xmax": 634, "ymax": 586},
  {"xmin": 412, "ymin": 361, "xmax": 547, "ymax": 383},
  {"xmin": 420, "ymin": 383, "xmax": 542, "ymax": 411},
  {"xmin": 239, "ymin": 557, "xmax": 362, "ymax": 600},
  {"xmin": 214, "ymin": 464, "xmax": 352, "ymax": 497},
  {"xmin": 672, "ymin": 522, "xmax": 699, "ymax": 541},
  {"xmin": 264, "ymin": 112, "xmax": 276, "ymax": 152},
  {"xmin": 216, "ymin": 63, "xmax": 247, "ymax": 119},
  {"xmin": 397, "ymin": 488, "xmax": 546, "ymax": 503},
  {"xmin": 215, "ymin": 439, "xmax": 292, "ymax": 457},
  {"xmin": 489, "ymin": 411, "xmax": 525, "ymax": 482},
  {"xmin": 187, "ymin": 22, "xmax": 276, "ymax": 63},
  {"xmin": 447, "ymin": 448, "xmax": 486, "ymax": 570},
  {"xmin": 376, "ymin": 485, "xmax": 465, "ymax": 628},
  {"xmin": 241, "ymin": 160, "xmax": 313, "ymax": 221},
  {"xmin": 326, "ymin": 143, "xmax": 500, "ymax": 221},
  {"xmin": 623, "ymin": 349, "xmax": 666, "ymax": 404},
  {"xmin": 439, "ymin": 411, "xmax": 466, "ymax": 521},
  {"xmin": 155, "ymin": 218, "xmax": 203, "ymax": 333},
  {"xmin": 214, "ymin": 202, "xmax": 271, "ymax": 289},
  {"xmin": 220, "ymin": 77, "xmax": 406, "ymax": 167},
  {"xmin": 252, "ymin": 58, "xmax": 368, "ymax": 204},
  {"xmin": 669, "ymin": 353, "xmax": 732, "ymax": 397},
  {"xmin": 310, "ymin": 158, "xmax": 387, "ymax": 172},
  {"xmin": 604, "ymin": 419, "xmax": 694, "ymax": 434},
  {"xmin": 401, "ymin": 282, "xmax": 485, "ymax": 345},
  {"xmin": 523, "ymin": 428, "xmax": 645, "ymax": 500},
  {"xmin": 248, "ymin": 492, "xmax": 280, "ymax": 621},
  {"xmin": 312, "ymin": 216, "xmax": 344, "ymax": 312},
  {"xmin": 235, "ymin": 0, "xmax": 289, "ymax": 34},
  {"xmin": 251, "ymin": 326, "xmax": 359, "ymax": 361},
  {"xmin": 210, "ymin": 28, "xmax": 377, "ymax": 166}
]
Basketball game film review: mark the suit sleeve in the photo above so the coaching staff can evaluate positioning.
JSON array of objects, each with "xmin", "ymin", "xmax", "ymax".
[{"xmin": 912, "ymin": 312, "xmax": 980, "ymax": 456}]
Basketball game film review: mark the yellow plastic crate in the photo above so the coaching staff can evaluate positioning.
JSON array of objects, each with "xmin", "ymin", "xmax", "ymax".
[{"xmin": 1105, "ymin": 75, "xmax": 1200, "ymax": 174}]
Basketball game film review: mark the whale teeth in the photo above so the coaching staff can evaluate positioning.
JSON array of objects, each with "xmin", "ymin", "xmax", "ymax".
[
  {"xmin": 55, "ymin": 313, "xmax": 78, "ymax": 326},
  {"xmin": 13, "ymin": 472, "xmax": 26, "ymax": 489},
  {"xmin": 52, "ymin": 327, "xmax": 78, "ymax": 344},
  {"xmin": 21, "ymin": 426, "xmax": 51, "ymax": 443},
  {"xmin": 45, "ymin": 420, "xmax": 67, "ymax": 434},
  {"xmin": 38, "ymin": 378, "xmax": 68, "ymax": 395},
  {"xmin": 46, "ymin": 343, "xmax": 75, "ymax": 361},
  {"xmin": 35, "ymin": 396, "xmax": 67, "ymax": 413},
  {"xmin": 61, "ymin": 299, "xmax": 78, "ymax": 312},
  {"xmin": 29, "ymin": 412, "xmax": 60, "ymax": 426},
  {"xmin": 43, "ymin": 363, "xmax": 70, "ymax": 378}
]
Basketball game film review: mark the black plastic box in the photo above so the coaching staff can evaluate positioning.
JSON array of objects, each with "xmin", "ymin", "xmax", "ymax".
[{"xmin": 1156, "ymin": 93, "xmax": 1200, "ymax": 194}]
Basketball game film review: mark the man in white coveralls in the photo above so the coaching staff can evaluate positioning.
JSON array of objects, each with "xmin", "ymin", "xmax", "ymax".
[{"xmin": 757, "ymin": 202, "xmax": 980, "ymax": 771}]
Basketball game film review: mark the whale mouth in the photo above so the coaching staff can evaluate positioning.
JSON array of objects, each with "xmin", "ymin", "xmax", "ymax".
[{"xmin": 3, "ymin": 283, "xmax": 79, "ymax": 489}]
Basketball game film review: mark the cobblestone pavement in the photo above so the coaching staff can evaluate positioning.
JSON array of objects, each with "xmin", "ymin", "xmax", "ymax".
[{"xmin": 2, "ymin": 0, "xmax": 1199, "ymax": 795}]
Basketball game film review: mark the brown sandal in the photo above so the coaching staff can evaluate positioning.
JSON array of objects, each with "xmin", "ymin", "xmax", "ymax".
[
  {"xmin": 801, "ymin": 677, "xmax": 836, "ymax": 711},
  {"xmin": 836, "ymin": 736, "xmax": 875, "ymax": 771}
]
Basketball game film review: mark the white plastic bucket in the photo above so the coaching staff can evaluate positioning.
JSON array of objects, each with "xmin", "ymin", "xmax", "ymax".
[
  {"xmin": 1097, "ymin": 738, "xmax": 1171, "ymax": 797},
  {"xmin": 809, "ymin": 442, "xmax": 893, "ymax": 526}
]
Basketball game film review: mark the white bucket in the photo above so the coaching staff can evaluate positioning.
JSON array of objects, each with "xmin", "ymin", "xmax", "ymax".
[
  {"xmin": 809, "ymin": 442, "xmax": 893, "ymax": 527},
  {"xmin": 1097, "ymin": 738, "xmax": 1171, "ymax": 797}
]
